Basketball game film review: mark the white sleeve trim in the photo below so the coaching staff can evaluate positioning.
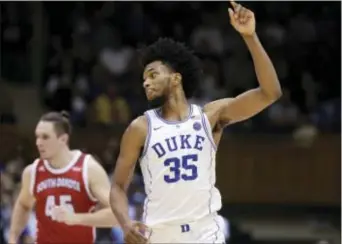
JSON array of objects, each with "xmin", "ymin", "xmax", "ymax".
[
  {"xmin": 29, "ymin": 160, "xmax": 39, "ymax": 196},
  {"xmin": 82, "ymin": 155, "xmax": 98, "ymax": 202}
]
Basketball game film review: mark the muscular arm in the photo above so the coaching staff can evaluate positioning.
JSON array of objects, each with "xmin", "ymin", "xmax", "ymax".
[
  {"xmin": 9, "ymin": 164, "xmax": 36, "ymax": 243},
  {"xmin": 204, "ymin": 34, "xmax": 282, "ymax": 129},
  {"xmin": 68, "ymin": 157, "xmax": 119, "ymax": 228},
  {"xmin": 109, "ymin": 116, "xmax": 147, "ymax": 229}
]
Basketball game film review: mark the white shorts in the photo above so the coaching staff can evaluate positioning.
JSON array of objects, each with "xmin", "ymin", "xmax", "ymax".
[{"xmin": 147, "ymin": 213, "xmax": 226, "ymax": 243}]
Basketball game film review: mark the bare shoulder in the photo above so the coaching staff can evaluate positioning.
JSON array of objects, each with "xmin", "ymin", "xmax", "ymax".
[
  {"xmin": 22, "ymin": 159, "xmax": 39, "ymax": 182},
  {"xmin": 85, "ymin": 155, "xmax": 110, "ymax": 190},
  {"xmin": 22, "ymin": 164, "xmax": 33, "ymax": 182},
  {"xmin": 23, "ymin": 163, "xmax": 35, "ymax": 174},
  {"xmin": 19, "ymin": 160, "xmax": 39, "ymax": 203},
  {"xmin": 86, "ymin": 155, "xmax": 104, "ymax": 172},
  {"xmin": 128, "ymin": 115, "xmax": 148, "ymax": 134},
  {"xmin": 123, "ymin": 115, "xmax": 148, "ymax": 144},
  {"xmin": 203, "ymin": 98, "xmax": 234, "ymax": 128}
]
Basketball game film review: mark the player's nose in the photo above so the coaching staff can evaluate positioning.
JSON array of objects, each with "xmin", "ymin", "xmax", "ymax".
[
  {"xmin": 36, "ymin": 139, "xmax": 43, "ymax": 147},
  {"xmin": 143, "ymin": 79, "xmax": 151, "ymax": 89}
]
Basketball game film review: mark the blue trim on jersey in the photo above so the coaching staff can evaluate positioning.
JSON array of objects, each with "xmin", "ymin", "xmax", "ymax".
[
  {"xmin": 153, "ymin": 104, "xmax": 193, "ymax": 125},
  {"xmin": 140, "ymin": 112, "xmax": 153, "ymax": 223},
  {"xmin": 208, "ymin": 150, "xmax": 214, "ymax": 214},
  {"xmin": 142, "ymin": 155, "xmax": 153, "ymax": 223},
  {"xmin": 143, "ymin": 168, "xmax": 153, "ymax": 222},
  {"xmin": 212, "ymin": 214, "xmax": 221, "ymax": 243},
  {"xmin": 141, "ymin": 112, "xmax": 152, "ymax": 158},
  {"xmin": 198, "ymin": 106, "xmax": 217, "ymax": 151},
  {"xmin": 207, "ymin": 150, "xmax": 221, "ymax": 243}
]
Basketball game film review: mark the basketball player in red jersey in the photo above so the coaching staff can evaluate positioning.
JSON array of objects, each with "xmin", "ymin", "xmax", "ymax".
[{"xmin": 9, "ymin": 112, "xmax": 118, "ymax": 244}]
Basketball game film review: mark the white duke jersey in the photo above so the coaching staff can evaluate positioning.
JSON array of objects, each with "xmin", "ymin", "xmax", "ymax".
[{"xmin": 139, "ymin": 104, "xmax": 222, "ymax": 226}]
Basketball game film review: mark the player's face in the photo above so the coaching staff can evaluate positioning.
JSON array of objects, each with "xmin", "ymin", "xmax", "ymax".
[
  {"xmin": 143, "ymin": 61, "xmax": 173, "ymax": 107},
  {"xmin": 35, "ymin": 121, "xmax": 67, "ymax": 160}
]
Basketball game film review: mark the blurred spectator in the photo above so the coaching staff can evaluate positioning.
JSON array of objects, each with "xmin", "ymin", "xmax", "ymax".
[
  {"xmin": 268, "ymin": 88, "xmax": 300, "ymax": 129},
  {"xmin": 311, "ymin": 98, "xmax": 341, "ymax": 132},
  {"xmin": 5, "ymin": 156, "xmax": 24, "ymax": 182},
  {"xmin": 289, "ymin": 13, "xmax": 317, "ymax": 45},
  {"xmin": 0, "ymin": 82, "xmax": 17, "ymax": 125},
  {"xmin": 1, "ymin": 169, "xmax": 36, "ymax": 244},
  {"xmin": 263, "ymin": 22, "xmax": 287, "ymax": 48},
  {"xmin": 292, "ymin": 115, "xmax": 318, "ymax": 148},
  {"xmin": 301, "ymin": 71, "xmax": 319, "ymax": 111},
  {"xmin": 70, "ymin": 74, "xmax": 91, "ymax": 125},
  {"xmin": 6, "ymin": 2, "xmax": 328, "ymax": 133},
  {"xmin": 124, "ymin": 3, "xmax": 153, "ymax": 45},
  {"xmin": 91, "ymin": 84, "xmax": 131, "ymax": 125},
  {"xmin": 0, "ymin": 2, "xmax": 339, "ymax": 133},
  {"xmin": 1, "ymin": 3, "xmax": 31, "ymax": 82},
  {"xmin": 44, "ymin": 53, "xmax": 74, "ymax": 112},
  {"xmin": 271, "ymin": 52, "xmax": 289, "ymax": 83},
  {"xmin": 46, "ymin": 36, "xmax": 64, "ymax": 74},
  {"xmin": 191, "ymin": 12, "xmax": 224, "ymax": 56},
  {"xmin": 189, "ymin": 90, "xmax": 210, "ymax": 108},
  {"xmin": 200, "ymin": 59, "xmax": 224, "ymax": 100},
  {"xmin": 222, "ymin": 51, "xmax": 256, "ymax": 97},
  {"xmin": 102, "ymin": 136, "xmax": 120, "ymax": 173},
  {"xmin": 99, "ymin": 31, "xmax": 134, "ymax": 77},
  {"xmin": 190, "ymin": 59, "xmax": 223, "ymax": 107},
  {"xmin": 0, "ymin": 227, "xmax": 4, "ymax": 244}
]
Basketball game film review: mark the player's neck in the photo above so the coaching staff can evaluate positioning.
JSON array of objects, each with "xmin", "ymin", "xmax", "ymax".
[
  {"xmin": 161, "ymin": 90, "xmax": 189, "ymax": 120},
  {"xmin": 48, "ymin": 148, "xmax": 74, "ymax": 169}
]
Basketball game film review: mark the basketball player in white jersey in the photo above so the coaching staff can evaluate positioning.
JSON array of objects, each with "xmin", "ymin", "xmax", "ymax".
[{"xmin": 110, "ymin": 2, "xmax": 282, "ymax": 243}]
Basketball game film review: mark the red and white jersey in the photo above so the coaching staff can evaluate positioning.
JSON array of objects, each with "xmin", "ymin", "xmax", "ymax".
[{"xmin": 30, "ymin": 150, "xmax": 97, "ymax": 244}]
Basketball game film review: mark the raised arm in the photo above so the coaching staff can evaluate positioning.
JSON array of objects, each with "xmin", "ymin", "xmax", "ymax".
[
  {"xmin": 9, "ymin": 164, "xmax": 36, "ymax": 244},
  {"xmin": 110, "ymin": 115, "xmax": 149, "ymax": 243},
  {"xmin": 204, "ymin": 1, "xmax": 282, "ymax": 128}
]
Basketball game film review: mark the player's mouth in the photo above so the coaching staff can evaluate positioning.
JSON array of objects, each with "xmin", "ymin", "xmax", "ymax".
[{"xmin": 145, "ymin": 89, "xmax": 155, "ymax": 99}]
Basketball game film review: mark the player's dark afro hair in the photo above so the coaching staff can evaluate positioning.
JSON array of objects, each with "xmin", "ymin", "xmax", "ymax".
[{"xmin": 140, "ymin": 38, "xmax": 202, "ymax": 98}]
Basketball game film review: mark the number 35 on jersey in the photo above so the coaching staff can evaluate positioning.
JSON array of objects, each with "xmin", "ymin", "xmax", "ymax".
[
  {"xmin": 151, "ymin": 134, "xmax": 206, "ymax": 184},
  {"xmin": 164, "ymin": 154, "xmax": 198, "ymax": 183}
]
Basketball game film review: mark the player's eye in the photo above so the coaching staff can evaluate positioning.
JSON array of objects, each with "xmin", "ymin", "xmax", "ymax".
[{"xmin": 150, "ymin": 72, "xmax": 157, "ymax": 79}]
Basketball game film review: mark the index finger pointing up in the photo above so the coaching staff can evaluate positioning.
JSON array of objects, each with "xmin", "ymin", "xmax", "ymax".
[{"xmin": 230, "ymin": 0, "xmax": 238, "ymax": 9}]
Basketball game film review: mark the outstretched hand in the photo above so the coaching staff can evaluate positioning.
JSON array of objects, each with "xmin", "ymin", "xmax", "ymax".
[{"xmin": 228, "ymin": 0, "xmax": 256, "ymax": 36}]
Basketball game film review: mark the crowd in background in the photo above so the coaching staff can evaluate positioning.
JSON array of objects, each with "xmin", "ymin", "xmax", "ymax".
[
  {"xmin": 2, "ymin": 2, "xmax": 340, "ymax": 132},
  {"xmin": 1, "ymin": 2, "xmax": 340, "ymax": 244},
  {"xmin": 41, "ymin": 2, "xmax": 341, "ymax": 134}
]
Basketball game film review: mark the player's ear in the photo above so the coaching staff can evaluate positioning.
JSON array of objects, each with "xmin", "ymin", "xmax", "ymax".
[
  {"xmin": 171, "ymin": 73, "xmax": 182, "ymax": 86},
  {"xmin": 60, "ymin": 134, "xmax": 69, "ymax": 144}
]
